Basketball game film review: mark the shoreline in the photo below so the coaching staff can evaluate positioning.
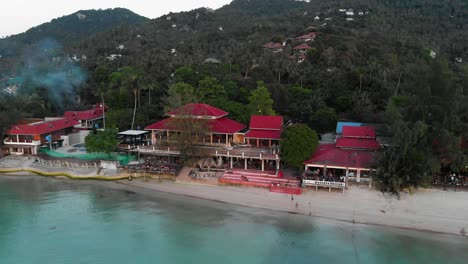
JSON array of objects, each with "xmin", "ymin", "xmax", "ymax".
[{"xmin": 1, "ymin": 167, "xmax": 468, "ymax": 238}]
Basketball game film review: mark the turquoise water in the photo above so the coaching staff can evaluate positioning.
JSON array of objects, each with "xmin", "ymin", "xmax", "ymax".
[{"xmin": 1, "ymin": 177, "xmax": 467, "ymax": 264}]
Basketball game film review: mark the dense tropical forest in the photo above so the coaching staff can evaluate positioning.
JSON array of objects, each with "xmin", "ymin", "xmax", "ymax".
[{"xmin": 1, "ymin": 0, "xmax": 467, "ymax": 194}]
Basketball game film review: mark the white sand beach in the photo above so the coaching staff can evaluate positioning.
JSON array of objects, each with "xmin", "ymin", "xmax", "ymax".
[
  {"xmin": 1, "ymin": 156, "xmax": 467, "ymax": 237},
  {"xmin": 116, "ymin": 179, "xmax": 468, "ymax": 237}
]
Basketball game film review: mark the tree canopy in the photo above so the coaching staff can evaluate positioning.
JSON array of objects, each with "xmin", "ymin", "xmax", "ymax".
[
  {"xmin": 85, "ymin": 128, "xmax": 119, "ymax": 155},
  {"xmin": 280, "ymin": 124, "xmax": 319, "ymax": 169},
  {"xmin": 248, "ymin": 81, "xmax": 275, "ymax": 116}
]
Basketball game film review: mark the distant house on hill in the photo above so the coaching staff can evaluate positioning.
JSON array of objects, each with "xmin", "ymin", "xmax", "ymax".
[
  {"xmin": 263, "ymin": 42, "xmax": 283, "ymax": 53},
  {"xmin": 293, "ymin": 43, "xmax": 312, "ymax": 54},
  {"xmin": 294, "ymin": 32, "xmax": 318, "ymax": 42}
]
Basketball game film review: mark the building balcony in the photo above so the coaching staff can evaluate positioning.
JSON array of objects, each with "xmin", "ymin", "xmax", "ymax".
[
  {"xmin": 3, "ymin": 139, "xmax": 41, "ymax": 146},
  {"xmin": 137, "ymin": 145, "xmax": 280, "ymax": 161}
]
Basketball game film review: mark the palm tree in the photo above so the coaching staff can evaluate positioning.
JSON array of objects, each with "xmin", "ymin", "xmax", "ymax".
[{"xmin": 120, "ymin": 67, "xmax": 142, "ymax": 130}]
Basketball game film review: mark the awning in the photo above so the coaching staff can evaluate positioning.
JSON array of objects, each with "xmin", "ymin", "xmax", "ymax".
[{"xmin": 118, "ymin": 130, "xmax": 149, "ymax": 136}]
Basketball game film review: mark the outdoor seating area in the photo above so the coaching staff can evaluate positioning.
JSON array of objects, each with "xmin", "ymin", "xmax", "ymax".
[
  {"xmin": 301, "ymin": 170, "xmax": 346, "ymax": 192},
  {"xmin": 219, "ymin": 169, "xmax": 301, "ymax": 189},
  {"xmin": 120, "ymin": 156, "xmax": 182, "ymax": 175},
  {"xmin": 433, "ymin": 173, "xmax": 468, "ymax": 190},
  {"xmin": 302, "ymin": 170, "xmax": 346, "ymax": 183}
]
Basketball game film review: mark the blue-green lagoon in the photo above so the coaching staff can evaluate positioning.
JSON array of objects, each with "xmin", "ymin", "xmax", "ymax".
[{"xmin": 1, "ymin": 176, "xmax": 467, "ymax": 264}]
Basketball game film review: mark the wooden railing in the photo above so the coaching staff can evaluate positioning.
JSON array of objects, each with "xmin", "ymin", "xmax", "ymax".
[{"xmin": 137, "ymin": 145, "xmax": 279, "ymax": 160}]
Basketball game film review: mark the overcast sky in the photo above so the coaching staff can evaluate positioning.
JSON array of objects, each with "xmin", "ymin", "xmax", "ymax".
[{"xmin": 1, "ymin": 0, "xmax": 232, "ymax": 37}]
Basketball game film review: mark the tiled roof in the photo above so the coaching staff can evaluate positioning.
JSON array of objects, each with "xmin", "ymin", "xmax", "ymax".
[
  {"xmin": 6, "ymin": 118, "xmax": 79, "ymax": 135},
  {"xmin": 245, "ymin": 130, "xmax": 281, "ymax": 140},
  {"xmin": 63, "ymin": 104, "xmax": 105, "ymax": 121},
  {"xmin": 248, "ymin": 115, "xmax": 283, "ymax": 130},
  {"xmin": 293, "ymin": 43, "xmax": 311, "ymax": 50},
  {"xmin": 145, "ymin": 117, "xmax": 245, "ymax": 134},
  {"xmin": 342, "ymin": 126, "xmax": 376, "ymax": 138},
  {"xmin": 336, "ymin": 138, "xmax": 380, "ymax": 150},
  {"xmin": 304, "ymin": 144, "xmax": 377, "ymax": 169},
  {"xmin": 167, "ymin": 103, "xmax": 228, "ymax": 118}
]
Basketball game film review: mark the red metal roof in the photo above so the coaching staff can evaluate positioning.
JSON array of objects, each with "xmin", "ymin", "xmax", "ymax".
[
  {"xmin": 145, "ymin": 117, "xmax": 245, "ymax": 134},
  {"xmin": 342, "ymin": 126, "xmax": 376, "ymax": 138},
  {"xmin": 336, "ymin": 138, "xmax": 381, "ymax": 150},
  {"xmin": 6, "ymin": 118, "xmax": 79, "ymax": 135},
  {"xmin": 249, "ymin": 115, "xmax": 283, "ymax": 130},
  {"xmin": 293, "ymin": 43, "xmax": 311, "ymax": 50},
  {"xmin": 63, "ymin": 105, "xmax": 104, "ymax": 121},
  {"xmin": 245, "ymin": 130, "xmax": 281, "ymax": 140},
  {"xmin": 167, "ymin": 103, "xmax": 228, "ymax": 118},
  {"xmin": 304, "ymin": 144, "xmax": 377, "ymax": 169}
]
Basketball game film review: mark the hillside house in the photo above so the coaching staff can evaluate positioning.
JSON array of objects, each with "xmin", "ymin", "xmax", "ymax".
[
  {"xmin": 294, "ymin": 32, "xmax": 317, "ymax": 42},
  {"xmin": 293, "ymin": 43, "xmax": 312, "ymax": 54},
  {"xmin": 263, "ymin": 42, "xmax": 283, "ymax": 53}
]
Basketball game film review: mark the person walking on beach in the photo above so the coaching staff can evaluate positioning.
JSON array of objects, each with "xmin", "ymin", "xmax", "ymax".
[{"xmin": 291, "ymin": 194, "xmax": 294, "ymax": 201}]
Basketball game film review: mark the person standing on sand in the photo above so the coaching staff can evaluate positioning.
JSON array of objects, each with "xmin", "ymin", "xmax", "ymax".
[{"xmin": 291, "ymin": 194, "xmax": 294, "ymax": 201}]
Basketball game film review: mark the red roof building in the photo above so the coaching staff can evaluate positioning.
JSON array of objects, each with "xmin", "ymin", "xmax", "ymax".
[
  {"xmin": 263, "ymin": 42, "xmax": 283, "ymax": 52},
  {"xmin": 336, "ymin": 138, "xmax": 381, "ymax": 150},
  {"xmin": 294, "ymin": 32, "xmax": 318, "ymax": 42},
  {"xmin": 303, "ymin": 125, "xmax": 381, "ymax": 182},
  {"xmin": 342, "ymin": 126, "xmax": 376, "ymax": 138},
  {"xmin": 293, "ymin": 43, "xmax": 312, "ymax": 53},
  {"xmin": 63, "ymin": 104, "xmax": 105, "ymax": 129},
  {"xmin": 166, "ymin": 103, "xmax": 228, "ymax": 118},
  {"xmin": 3, "ymin": 118, "xmax": 79, "ymax": 155},
  {"xmin": 245, "ymin": 116, "xmax": 283, "ymax": 147},
  {"xmin": 304, "ymin": 144, "xmax": 377, "ymax": 170},
  {"xmin": 145, "ymin": 104, "xmax": 245, "ymax": 146}
]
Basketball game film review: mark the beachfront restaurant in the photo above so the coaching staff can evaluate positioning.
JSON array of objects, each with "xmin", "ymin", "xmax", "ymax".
[
  {"xmin": 145, "ymin": 103, "xmax": 246, "ymax": 147},
  {"xmin": 303, "ymin": 126, "xmax": 381, "ymax": 183}
]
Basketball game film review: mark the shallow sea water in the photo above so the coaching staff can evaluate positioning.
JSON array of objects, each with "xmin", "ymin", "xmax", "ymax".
[{"xmin": 0, "ymin": 176, "xmax": 467, "ymax": 264}]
